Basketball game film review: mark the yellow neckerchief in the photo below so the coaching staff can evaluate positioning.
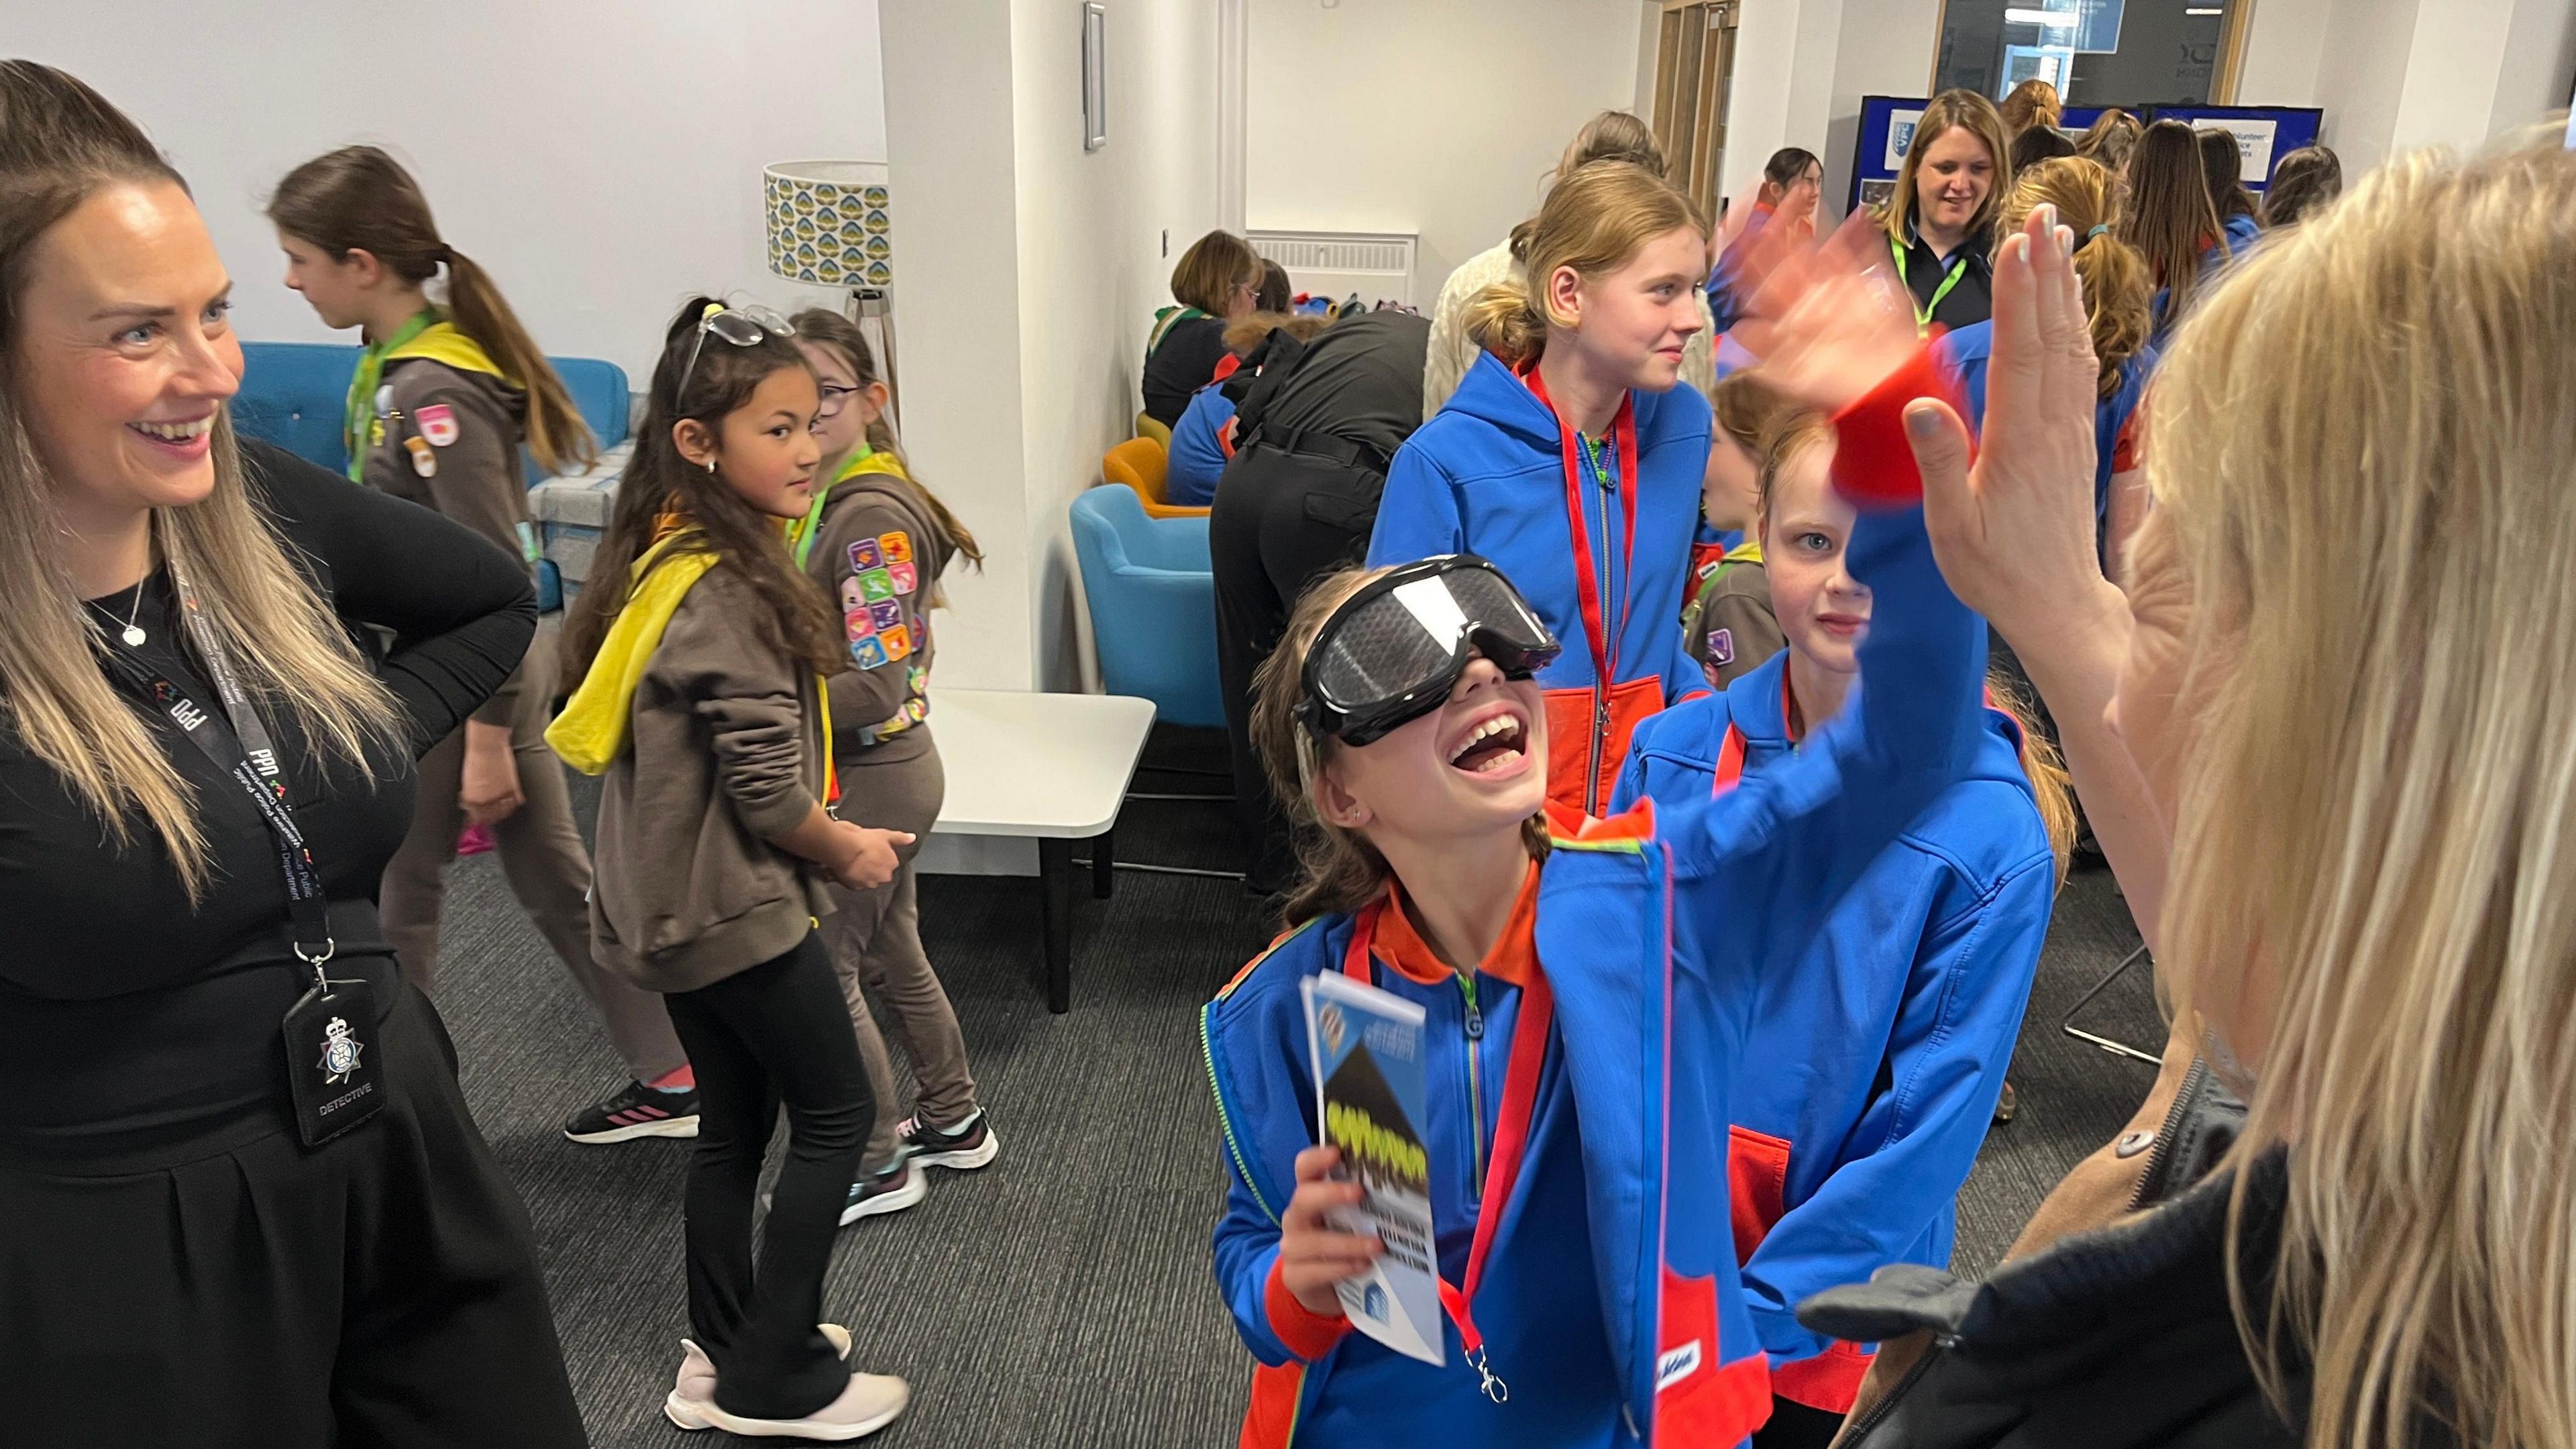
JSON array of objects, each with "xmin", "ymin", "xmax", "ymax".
[
  {"xmin": 546, "ymin": 529, "xmax": 718, "ymax": 775},
  {"xmin": 789, "ymin": 445, "xmax": 912, "ymax": 568},
  {"xmin": 345, "ymin": 316, "xmax": 513, "ymax": 477},
  {"xmin": 547, "ymin": 517, "xmax": 839, "ymax": 805},
  {"xmin": 1725, "ymin": 537, "xmax": 1764, "ymax": 566}
]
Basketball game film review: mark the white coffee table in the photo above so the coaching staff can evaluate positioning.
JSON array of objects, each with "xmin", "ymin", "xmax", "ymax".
[{"xmin": 924, "ymin": 688, "xmax": 1157, "ymax": 1012}]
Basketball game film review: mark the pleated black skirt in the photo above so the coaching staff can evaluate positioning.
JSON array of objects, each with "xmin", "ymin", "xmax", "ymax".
[{"xmin": 0, "ymin": 984, "xmax": 586, "ymax": 1449}]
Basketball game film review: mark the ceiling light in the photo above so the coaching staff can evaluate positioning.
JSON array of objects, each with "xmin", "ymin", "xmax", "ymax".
[{"xmin": 2004, "ymin": 7, "xmax": 2077, "ymax": 23}]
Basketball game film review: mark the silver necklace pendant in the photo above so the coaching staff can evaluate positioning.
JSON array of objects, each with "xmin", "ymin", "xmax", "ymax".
[{"xmin": 121, "ymin": 624, "xmax": 147, "ymax": 647}]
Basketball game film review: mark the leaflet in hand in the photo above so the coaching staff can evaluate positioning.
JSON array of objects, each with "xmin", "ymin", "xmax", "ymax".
[{"xmin": 1302, "ymin": 970, "xmax": 1444, "ymax": 1366}]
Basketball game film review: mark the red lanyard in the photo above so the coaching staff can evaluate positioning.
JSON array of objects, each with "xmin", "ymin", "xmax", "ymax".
[
  {"xmin": 1341, "ymin": 894, "xmax": 1552, "ymax": 1401},
  {"xmin": 1521, "ymin": 366, "xmax": 1640, "ymax": 690},
  {"xmin": 1705, "ymin": 681, "xmax": 1784, "ymax": 797},
  {"xmin": 1713, "ymin": 676, "xmax": 2003, "ymax": 796}
]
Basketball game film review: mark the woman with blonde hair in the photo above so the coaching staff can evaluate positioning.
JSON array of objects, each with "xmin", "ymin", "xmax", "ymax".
[
  {"xmin": 1935, "ymin": 155, "xmax": 2158, "ymax": 570},
  {"xmin": 1813, "ymin": 133, "xmax": 2576, "ymax": 1449},
  {"xmin": 0, "ymin": 60, "xmax": 582, "ymax": 1444},
  {"xmin": 1371, "ymin": 160, "xmax": 1713, "ymax": 816},
  {"xmin": 1881, "ymin": 90, "xmax": 2012, "ymax": 333},
  {"xmin": 1423, "ymin": 110, "xmax": 1717, "ymax": 412}
]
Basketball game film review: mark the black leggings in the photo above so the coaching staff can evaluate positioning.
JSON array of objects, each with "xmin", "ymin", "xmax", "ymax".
[
  {"xmin": 1210, "ymin": 445, "xmax": 1382, "ymax": 891},
  {"xmin": 664, "ymin": 931, "xmax": 873, "ymax": 1420}
]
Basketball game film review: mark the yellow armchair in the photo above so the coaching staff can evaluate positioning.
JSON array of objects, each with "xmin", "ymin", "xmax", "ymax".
[{"xmin": 1102, "ymin": 435, "xmax": 1208, "ymax": 519}]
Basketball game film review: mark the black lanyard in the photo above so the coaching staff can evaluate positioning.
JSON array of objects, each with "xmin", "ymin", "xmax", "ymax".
[{"xmin": 96, "ymin": 566, "xmax": 336, "ymax": 972}]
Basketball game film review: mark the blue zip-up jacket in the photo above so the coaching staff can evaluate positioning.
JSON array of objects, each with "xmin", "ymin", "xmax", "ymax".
[
  {"xmin": 1364, "ymin": 351, "xmax": 1711, "ymax": 816},
  {"xmin": 1169, "ymin": 382, "xmax": 1238, "ymax": 507},
  {"xmin": 1207, "ymin": 401, "xmax": 1988, "ymax": 1446},
  {"xmin": 1610, "ymin": 651, "xmax": 2054, "ymax": 1412},
  {"xmin": 1935, "ymin": 322, "xmax": 2156, "ymax": 538}
]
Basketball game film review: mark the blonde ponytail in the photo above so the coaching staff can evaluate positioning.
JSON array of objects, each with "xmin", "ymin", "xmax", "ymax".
[{"xmin": 1470, "ymin": 160, "xmax": 1705, "ymax": 371}]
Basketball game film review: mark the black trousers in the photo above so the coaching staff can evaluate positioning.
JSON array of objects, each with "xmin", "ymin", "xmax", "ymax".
[
  {"xmin": 664, "ymin": 930, "xmax": 873, "ymax": 1420},
  {"xmin": 1754, "ymin": 1395, "xmax": 1847, "ymax": 1449},
  {"xmin": 1210, "ymin": 445, "xmax": 1383, "ymax": 892},
  {"xmin": 0, "ymin": 983, "xmax": 586, "ymax": 1449}
]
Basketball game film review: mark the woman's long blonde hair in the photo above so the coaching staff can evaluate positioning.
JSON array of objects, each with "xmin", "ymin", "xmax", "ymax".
[
  {"xmin": 0, "ymin": 62, "xmax": 401, "ymax": 898},
  {"xmin": 1995, "ymin": 158, "xmax": 2153, "ymax": 398},
  {"xmin": 2150, "ymin": 133, "xmax": 2576, "ymax": 1449},
  {"xmin": 1464, "ymin": 160, "xmax": 1705, "ymax": 368}
]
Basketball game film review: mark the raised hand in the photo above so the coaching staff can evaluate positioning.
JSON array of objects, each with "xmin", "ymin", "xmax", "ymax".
[
  {"xmin": 1730, "ymin": 208, "xmax": 1921, "ymax": 411},
  {"xmin": 1908, "ymin": 204, "xmax": 2104, "ymax": 640}
]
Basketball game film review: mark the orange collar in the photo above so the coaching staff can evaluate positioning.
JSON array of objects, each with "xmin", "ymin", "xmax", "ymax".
[{"xmin": 1375, "ymin": 859, "xmax": 1541, "ymax": 989}]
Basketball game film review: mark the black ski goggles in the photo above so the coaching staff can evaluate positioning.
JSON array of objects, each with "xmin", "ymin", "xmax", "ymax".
[{"xmin": 1296, "ymin": 555, "xmax": 1560, "ymax": 747}]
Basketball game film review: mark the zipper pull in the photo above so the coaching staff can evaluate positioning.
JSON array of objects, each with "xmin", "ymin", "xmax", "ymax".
[{"xmin": 1463, "ymin": 1001, "xmax": 1485, "ymax": 1040}]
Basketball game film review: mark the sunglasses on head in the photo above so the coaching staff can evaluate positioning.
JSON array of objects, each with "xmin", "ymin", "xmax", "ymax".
[
  {"xmin": 1297, "ymin": 555, "xmax": 1560, "ymax": 747},
  {"xmin": 678, "ymin": 303, "xmax": 795, "ymax": 397}
]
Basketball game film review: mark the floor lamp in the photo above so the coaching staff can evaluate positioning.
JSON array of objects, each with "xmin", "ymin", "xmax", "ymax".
[{"xmin": 763, "ymin": 159, "xmax": 900, "ymax": 425}]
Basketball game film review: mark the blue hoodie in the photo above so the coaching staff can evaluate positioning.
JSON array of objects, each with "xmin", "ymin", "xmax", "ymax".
[
  {"xmin": 1934, "ymin": 323, "xmax": 2156, "ymax": 537},
  {"xmin": 1207, "ymin": 390, "xmax": 1990, "ymax": 1446},
  {"xmin": 1611, "ymin": 651, "xmax": 2054, "ymax": 1413},
  {"xmin": 1365, "ymin": 351, "xmax": 1711, "ymax": 816},
  {"xmin": 1168, "ymin": 382, "xmax": 1238, "ymax": 507}
]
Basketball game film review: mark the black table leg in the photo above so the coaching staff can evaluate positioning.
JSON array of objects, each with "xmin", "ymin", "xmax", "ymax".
[
  {"xmin": 1091, "ymin": 826, "xmax": 1116, "ymax": 899},
  {"xmin": 1040, "ymin": 837, "xmax": 1073, "ymax": 1014}
]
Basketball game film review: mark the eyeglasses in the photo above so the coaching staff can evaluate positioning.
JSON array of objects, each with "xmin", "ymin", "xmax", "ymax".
[
  {"xmin": 678, "ymin": 303, "xmax": 794, "ymax": 396},
  {"xmin": 816, "ymin": 382, "xmax": 859, "ymax": 421}
]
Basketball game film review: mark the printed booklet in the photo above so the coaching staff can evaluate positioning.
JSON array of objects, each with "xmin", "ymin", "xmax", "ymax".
[{"xmin": 1301, "ymin": 970, "xmax": 1444, "ymax": 1366}]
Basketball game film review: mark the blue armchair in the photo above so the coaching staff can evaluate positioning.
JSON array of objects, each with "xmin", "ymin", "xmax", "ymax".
[
  {"xmin": 231, "ymin": 341, "xmax": 633, "ymax": 474},
  {"xmin": 1068, "ymin": 484, "xmax": 1223, "ymax": 729},
  {"xmin": 232, "ymin": 341, "xmax": 631, "ymax": 612}
]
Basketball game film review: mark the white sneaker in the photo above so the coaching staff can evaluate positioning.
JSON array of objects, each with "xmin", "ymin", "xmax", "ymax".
[
  {"xmin": 661, "ymin": 1327, "xmax": 856, "ymax": 1432},
  {"xmin": 697, "ymin": 1368, "xmax": 911, "ymax": 1441}
]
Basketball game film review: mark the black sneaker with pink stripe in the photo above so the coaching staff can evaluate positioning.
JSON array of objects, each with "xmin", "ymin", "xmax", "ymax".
[{"xmin": 561, "ymin": 1079, "xmax": 702, "ymax": 1144}]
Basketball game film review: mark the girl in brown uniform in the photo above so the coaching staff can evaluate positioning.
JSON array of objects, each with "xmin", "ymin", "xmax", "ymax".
[
  {"xmin": 788, "ymin": 311, "xmax": 998, "ymax": 1226},
  {"xmin": 270, "ymin": 146, "xmax": 699, "ymax": 1144}
]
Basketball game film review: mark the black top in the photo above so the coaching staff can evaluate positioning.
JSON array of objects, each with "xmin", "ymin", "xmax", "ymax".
[
  {"xmin": 1893, "ymin": 220, "xmax": 1995, "ymax": 334},
  {"xmin": 1141, "ymin": 314, "xmax": 1232, "ymax": 427},
  {"xmin": 0, "ymin": 441, "xmax": 534, "ymax": 1167},
  {"xmin": 1232, "ymin": 311, "xmax": 1433, "ymax": 474}
]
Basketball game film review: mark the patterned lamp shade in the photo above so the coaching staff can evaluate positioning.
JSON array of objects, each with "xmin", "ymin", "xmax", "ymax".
[{"xmin": 763, "ymin": 160, "xmax": 894, "ymax": 291}]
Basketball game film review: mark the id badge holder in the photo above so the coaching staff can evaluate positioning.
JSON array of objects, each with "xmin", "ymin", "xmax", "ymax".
[{"xmin": 280, "ymin": 938, "xmax": 384, "ymax": 1146}]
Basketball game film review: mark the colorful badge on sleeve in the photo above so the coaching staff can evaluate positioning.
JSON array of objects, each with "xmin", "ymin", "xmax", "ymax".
[
  {"xmin": 850, "ymin": 635, "xmax": 890, "ymax": 669},
  {"xmin": 415, "ymin": 403, "xmax": 460, "ymax": 448},
  {"xmin": 858, "ymin": 568, "xmax": 897, "ymax": 603},
  {"xmin": 404, "ymin": 435, "xmax": 438, "ymax": 478},
  {"xmin": 888, "ymin": 561, "xmax": 918, "ymax": 595},
  {"xmin": 849, "ymin": 538, "xmax": 883, "ymax": 572},
  {"xmin": 867, "ymin": 600, "xmax": 904, "ymax": 633},
  {"xmin": 879, "ymin": 531, "xmax": 914, "ymax": 565},
  {"xmin": 881, "ymin": 625, "xmax": 912, "ymax": 662}
]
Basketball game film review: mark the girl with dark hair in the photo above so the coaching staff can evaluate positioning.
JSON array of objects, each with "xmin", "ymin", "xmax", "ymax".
[
  {"xmin": 1709, "ymin": 147, "xmax": 1824, "ymax": 332},
  {"xmin": 268, "ymin": 145, "xmax": 700, "ymax": 1144},
  {"xmin": 0, "ymin": 60, "xmax": 582, "ymax": 1446},
  {"xmin": 552, "ymin": 299, "xmax": 914, "ymax": 1440},
  {"xmin": 784, "ymin": 308, "xmax": 997, "ymax": 1225},
  {"xmin": 2260, "ymin": 144, "xmax": 2343, "ymax": 228},
  {"xmin": 2121, "ymin": 120, "xmax": 2226, "ymax": 341},
  {"xmin": 2196, "ymin": 128, "xmax": 2261, "ymax": 258}
]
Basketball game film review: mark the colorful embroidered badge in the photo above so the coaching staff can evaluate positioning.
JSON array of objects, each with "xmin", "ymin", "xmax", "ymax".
[{"xmin": 415, "ymin": 403, "xmax": 460, "ymax": 447}]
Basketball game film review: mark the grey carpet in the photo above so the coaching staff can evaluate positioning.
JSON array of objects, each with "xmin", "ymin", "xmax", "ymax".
[{"xmin": 426, "ymin": 729, "xmax": 2163, "ymax": 1446}]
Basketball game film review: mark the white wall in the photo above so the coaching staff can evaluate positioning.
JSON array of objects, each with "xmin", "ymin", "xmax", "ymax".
[
  {"xmin": 1243, "ymin": 0, "xmax": 1648, "ymax": 292},
  {"xmin": 881, "ymin": 0, "xmax": 1222, "ymax": 696},
  {"xmin": 6, "ymin": 0, "xmax": 886, "ymax": 378}
]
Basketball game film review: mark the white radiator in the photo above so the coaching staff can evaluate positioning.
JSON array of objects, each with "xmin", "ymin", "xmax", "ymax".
[{"xmin": 1247, "ymin": 229, "xmax": 1420, "ymax": 311}]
